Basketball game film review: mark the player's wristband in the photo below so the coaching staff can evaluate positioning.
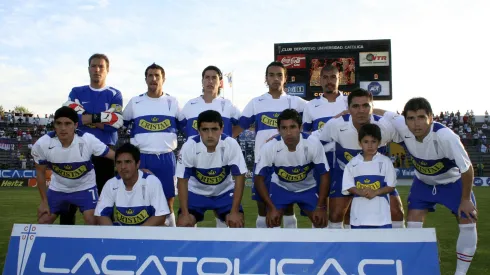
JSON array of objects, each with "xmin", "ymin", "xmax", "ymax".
[{"xmin": 91, "ymin": 113, "xmax": 102, "ymax": 123}]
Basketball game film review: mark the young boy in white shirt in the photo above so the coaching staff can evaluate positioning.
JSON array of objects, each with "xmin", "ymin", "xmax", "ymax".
[{"xmin": 341, "ymin": 123, "xmax": 397, "ymax": 229}]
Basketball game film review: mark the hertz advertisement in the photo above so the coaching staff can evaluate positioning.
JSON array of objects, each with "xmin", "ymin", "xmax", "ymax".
[{"xmin": 274, "ymin": 39, "xmax": 393, "ymax": 101}]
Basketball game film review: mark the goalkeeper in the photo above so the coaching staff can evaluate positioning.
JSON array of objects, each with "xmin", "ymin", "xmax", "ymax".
[{"xmin": 62, "ymin": 53, "xmax": 124, "ymax": 225}]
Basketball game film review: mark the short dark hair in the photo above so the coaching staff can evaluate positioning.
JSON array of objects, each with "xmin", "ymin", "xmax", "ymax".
[
  {"xmin": 358, "ymin": 123, "xmax": 382, "ymax": 143},
  {"xmin": 115, "ymin": 143, "xmax": 140, "ymax": 163},
  {"xmin": 347, "ymin": 88, "xmax": 373, "ymax": 106},
  {"xmin": 145, "ymin": 63, "xmax": 165, "ymax": 78},
  {"xmin": 277, "ymin": 109, "xmax": 302, "ymax": 129},
  {"xmin": 202, "ymin": 65, "xmax": 223, "ymax": 80},
  {"xmin": 265, "ymin": 61, "xmax": 287, "ymax": 78},
  {"xmin": 320, "ymin": 64, "xmax": 340, "ymax": 76},
  {"xmin": 197, "ymin": 110, "xmax": 223, "ymax": 129},
  {"xmin": 88, "ymin": 53, "xmax": 109, "ymax": 68},
  {"xmin": 54, "ymin": 106, "xmax": 78, "ymax": 123},
  {"xmin": 402, "ymin": 97, "xmax": 433, "ymax": 118}
]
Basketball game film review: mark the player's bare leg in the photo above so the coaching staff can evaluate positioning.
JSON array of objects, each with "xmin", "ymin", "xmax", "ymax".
[
  {"xmin": 455, "ymin": 215, "xmax": 477, "ymax": 274},
  {"xmin": 390, "ymin": 195, "xmax": 405, "ymax": 228},
  {"xmin": 406, "ymin": 209, "xmax": 427, "ymax": 228},
  {"xmin": 38, "ymin": 213, "xmax": 58, "ymax": 224},
  {"xmin": 214, "ymin": 210, "xmax": 227, "ymax": 228},
  {"xmin": 328, "ymin": 196, "xmax": 352, "ymax": 229},
  {"xmin": 165, "ymin": 197, "xmax": 176, "ymax": 227},
  {"xmin": 343, "ymin": 203, "xmax": 351, "ymax": 229},
  {"xmin": 282, "ymin": 204, "xmax": 297, "ymax": 228},
  {"xmin": 256, "ymin": 201, "xmax": 267, "ymax": 228},
  {"xmin": 82, "ymin": 209, "xmax": 97, "ymax": 225}
]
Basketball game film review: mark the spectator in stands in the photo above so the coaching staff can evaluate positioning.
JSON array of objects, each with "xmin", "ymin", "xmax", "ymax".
[
  {"xmin": 400, "ymin": 153, "xmax": 406, "ymax": 168},
  {"xmin": 482, "ymin": 134, "xmax": 487, "ymax": 145},
  {"xmin": 476, "ymin": 162, "xmax": 484, "ymax": 177},
  {"xmin": 480, "ymin": 143, "xmax": 487, "ymax": 154},
  {"xmin": 456, "ymin": 110, "xmax": 461, "ymax": 121},
  {"xmin": 485, "ymin": 110, "xmax": 489, "ymax": 124},
  {"xmin": 482, "ymin": 123, "xmax": 488, "ymax": 130},
  {"xmin": 473, "ymin": 132, "xmax": 480, "ymax": 146}
]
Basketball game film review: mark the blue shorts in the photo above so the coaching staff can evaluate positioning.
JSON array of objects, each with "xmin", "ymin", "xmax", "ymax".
[
  {"xmin": 140, "ymin": 152, "xmax": 176, "ymax": 199},
  {"xmin": 351, "ymin": 224, "xmax": 393, "ymax": 229},
  {"xmin": 269, "ymin": 182, "xmax": 318, "ymax": 212},
  {"xmin": 251, "ymin": 164, "xmax": 271, "ymax": 202},
  {"xmin": 330, "ymin": 169, "xmax": 399, "ymax": 198},
  {"xmin": 47, "ymin": 186, "xmax": 98, "ymax": 215},
  {"xmin": 179, "ymin": 190, "xmax": 243, "ymax": 222},
  {"xmin": 408, "ymin": 177, "xmax": 477, "ymax": 218}
]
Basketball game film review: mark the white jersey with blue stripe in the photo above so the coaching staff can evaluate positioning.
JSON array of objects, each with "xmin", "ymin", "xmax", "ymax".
[
  {"xmin": 175, "ymin": 134, "xmax": 248, "ymax": 196},
  {"xmin": 239, "ymin": 92, "xmax": 307, "ymax": 162},
  {"xmin": 341, "ymin": 153, "xmax": 396, "ymax": 226},
  {"xmin": 254, "ymin": 133, "xmax": 329, "ymax": 192},
  {"xmin": 384, "ymin": 111, "xmax": 472, "ymax": 185},
  {"xmin": 177, "ymin": 96, "xmax": 240, "ymax": 137},
  {"xmin": 122, "ymin": 93, "xmax": 181, "ymax": 153},
  {"xmin": 30, "ymin": 131, "xmax": 109, "ymax": 193},
  {"xmin": 303, "ymin": 94, "xmax": 348, "ymax": 152},
  {"xmin": 94, "ymin": 170, "xmax": 170, "ymax": 226},
  {"xmin": 312, "ymin": 114, "xmax": 399, "ymax": 171}
]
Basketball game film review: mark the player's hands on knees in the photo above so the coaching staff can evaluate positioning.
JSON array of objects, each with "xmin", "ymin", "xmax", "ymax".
[
  {"xmin": 312, "ymin": 208, "xmax": 327, "ymax": 228},
  {"xmin": 37, "ymin": 201, "xmax": 51, "ymax": 223},
  {"xmin": 266, "ymin": 207, "xmax": 281, "ymax": 228},
  {"xmin": 177, "ymin": 214, "xmax": 194, "ymax": 227},
  {"xmin": 458, "ymin": 199, "xmax": 478, "ymax": 222},
  {"xmin": 226, "ymin": 212, "xmax": 244, "ymax": 228}
]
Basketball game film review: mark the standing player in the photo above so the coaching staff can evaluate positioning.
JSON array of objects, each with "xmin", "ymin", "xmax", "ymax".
[
  {"xmin": 32, "ymin": 107, "xmax": 115, "ymax": 225},
  {"xmin": 342, "ymin": 124, "xmax": 396, "ymax": 229},
  {"xmin": 302, "ymin": 64, "xmax": 349, "ymax": 226},
  {"xmin": 376, "ymin": 98, "xmax": 477, "ymax": 275},
  {"xmin": 95, "ymin": 143, "xmax": 170, "ymax": 226},
  {"xmin": 63, "ymin": 53, "xmax": 123, "ymax": 225},
  {"xmin": 239, "ymin": 61, "xmax": 307, "ymax": 228},
  {"xmin": 122, "ymin": 63, "xmax": 181, "ymax": 227},
  {"xmin": 176, "ymin": 110, "xmax": 247, "ymax": 228},
  {"xmin": 313, "ymin": 88, "xmax": 404, "ymax": 229},
  {"xmin": 178, "ymin": 65, "xmax": 241, "ymax": 138},
  {"xmin": 254, "ymin": 109, "xmax": 329, "ymax": 228}
]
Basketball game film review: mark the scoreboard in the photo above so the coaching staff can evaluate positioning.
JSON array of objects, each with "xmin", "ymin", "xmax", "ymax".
[{"xmin": 274, "ymin": 39, "xmax": 392, "ymax": 101}]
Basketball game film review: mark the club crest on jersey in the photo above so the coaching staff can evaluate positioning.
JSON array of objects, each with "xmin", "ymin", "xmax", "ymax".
[
  {"xmin": 412, "ymin": 158, "xmax": 445, "ymax": 175},
  {"xmin": 260, "ymin": 114, "xmax": 279, "ymax": 128},
  {"xmin": 51, "ymin": 164, "xmax": 88, "ymax": 179},
  {"xmin": 138, "ymin": 118, "xmax": 171, "ymax": 132},
  {"xmin": 355, "ymin": 178, "xmax": 381, "ymax": 190},
  {"xmin": 115, "ymin": 208, "xmax": 149, "ymax": 225},
  {"xmin": 192, "ymin": 120, "xmax": 198, "ymax": 130},
  {"xmin": 195, "ymin": 168, "xmax": 227, "ymax": 185},
  {"xmin": 318, "ymin": 121, "xmax": 325, "ymax": 129}
]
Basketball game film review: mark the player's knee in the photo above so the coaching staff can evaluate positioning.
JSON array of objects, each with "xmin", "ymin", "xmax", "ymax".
[
  {"xmin": 38, "ymin": 214, "xmax": 56, "ymax": 224},
  {"xmin": 257, "ymin": 202, "xmax": 267, "ymax": 216},
  {"xmin": 329, "ymin": 210, "xmax": 345, "ymax": 223},
  {"xmin": 390, "ymin": 206, "xmax": 404, "ymax": 221},
  {"xmin": 283, "ymin": 204, "xmax": 295, "ymax": 215}
]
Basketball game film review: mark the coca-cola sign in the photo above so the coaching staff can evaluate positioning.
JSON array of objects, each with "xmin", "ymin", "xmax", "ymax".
[{"xmin": 277, "ymin": 54, "xmax": 306, "ymax": 69}]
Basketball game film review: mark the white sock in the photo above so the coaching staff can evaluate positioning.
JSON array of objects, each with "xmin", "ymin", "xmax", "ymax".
[
  {"xmin": 343, "ymin": 224, "xmax": 351, "ymax": 229},
  {"xmin": 456, "ymin": 224, "xmax": 477, "ymax": 275},
  {"xmin": 283, "ymin": 214, "xmax": 297, "ymax": 228},
  {"xmin": 256, "ymin": 216, "xmax": 267, "ymax": 228},
  {"xmin": 216, "ymin": 217, "xmax": 228, "ymax": 228},
  {"xmin": 392, "ymin": 221, "xmax": 406, "ymax": 228},
  {"xmin": 328, "ymin": 222, "xmax": 343, "ymax": 229},
  {"xmin": 407, "ymin": 221, "xmax": 423, "ymax": 228},
  {"xmin": 165, "ymin": 213, "xmax": 176, "ymax": 227}
]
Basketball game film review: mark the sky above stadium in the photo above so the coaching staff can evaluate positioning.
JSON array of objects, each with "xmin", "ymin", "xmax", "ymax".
[{"xmin": 0, "ymin": 0, "xmax": 488, "ymax": 116}]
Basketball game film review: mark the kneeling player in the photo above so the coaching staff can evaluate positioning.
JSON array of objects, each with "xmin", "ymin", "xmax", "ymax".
[
  {"xmin": 32, "ymin": 107, "xmax": 115, "ymax": 225},
  {"xmin": 255, "ymin": 109, "xmax": 329, "ymax": 228},
  {"xmin": 176, "ymin": 110, "xmax": 247, "ymax": 228},
  {"xmin": 342, "ymin": 124, "xmax": 396, "ymax": 229},
  {"xmin": 95, "ymin": 143, "xmax": 170, "ymax": 226}
]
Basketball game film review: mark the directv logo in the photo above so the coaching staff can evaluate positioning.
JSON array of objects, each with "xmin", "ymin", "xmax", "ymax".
[{"xmin": 367, "ymin": 82, "xmax": 382, "ymax": 95}]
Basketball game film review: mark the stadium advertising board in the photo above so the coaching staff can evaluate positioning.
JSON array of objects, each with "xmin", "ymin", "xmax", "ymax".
[
  {"xmin": 4, "ymin": 224, "xmax": 440, "ymax": 275},
  {"xmin": 473, "ymin": 177, "xmax": 490, "ymax": 187},
  {"xmin": 274, "ymin": 39, "xmax": 392, "ymax": 101},
  {"xmin": 0, "ymin": 169, "xmax": 36, "ymax": 178},
  {"xmin": 0, "ymin": 178, "xmax": 28, "ymax": 188}
]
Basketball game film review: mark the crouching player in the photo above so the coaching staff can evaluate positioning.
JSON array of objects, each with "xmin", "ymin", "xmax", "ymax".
[
  {"xmin": 32, "ymin": 107, "xmax": 115, "ymax": 225},
  {"xmin": 176, "ymin": 110, "xmax": 247, "ymax": 228},
  {"xmin": 342, "ymin": 124, "xmax": 396, "ymax": 228},
  {"xmin": 95, "ymin": 143, "xmax": 170, "ymax": 226},
  {"xmin": 254, "ymin": 109, "xmax": 329, "ymax": 228}
]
